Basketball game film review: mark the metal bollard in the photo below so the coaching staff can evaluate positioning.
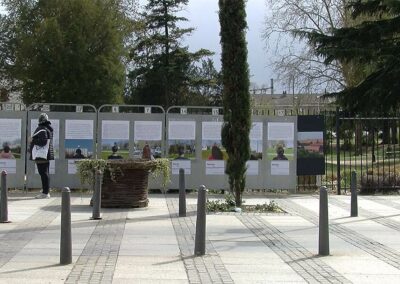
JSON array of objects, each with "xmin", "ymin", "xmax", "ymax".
[
  {"xmin": 60, "ymin": 187, "xmax": 72, "ymax": 265},
  {"xmin": 350, "ymin": 170, "xmax": 358, "ymax": 217},
  {"xmin": 91, "ymin": 170, "xmax": 102, "ymax": 220},
  {"xmin": 179, "ymin": 168, "xmax": 186, "ymax": 217},
  {"xmin": 194, "ymin": 185, "xmax": 207, "ymax": 256},
  {"xmin": 1, "ymin": 171, "xmax": 11, "ymax": 223},
  {"xmin": 319, "ymin": 186, "xmax": 330, "ymax": 256}
]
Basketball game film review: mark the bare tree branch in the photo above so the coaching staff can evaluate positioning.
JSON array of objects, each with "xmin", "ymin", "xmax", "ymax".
[{"xmin": 263, "ymin": 0, "xmax": 348, "ymax": 93}]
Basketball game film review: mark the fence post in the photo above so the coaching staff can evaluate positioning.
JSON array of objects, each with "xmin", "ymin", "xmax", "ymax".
[
  {"xmin": 336, "ymin": 106, "xmax": 341, "ymax": 195},
  {"xmin": 60, "ymin": 187, "xmax": 72, "ymax": 265},
  {"xmin": 179, "ymin": 168, "xmax": 186, "ymax": 217},
  {"xmin": 194, "ymin": 185, "xmax": 207, "ymax": 256},
  {"xmin": 1, "ymin": 171, "xmax": 10, "ymax": 223},
  {"xmin": 351, "ymin": 171, "xmax": 358, "ymax": 217},
  {"xmin": 319, "ymin": 186, "xmax": 330, "ymax": 256},
  {"xmin": 91, "ymin": 170, "xmax": 102, "ymax": 220}
]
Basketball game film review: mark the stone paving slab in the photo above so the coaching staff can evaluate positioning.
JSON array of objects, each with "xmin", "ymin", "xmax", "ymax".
[{"xmin": 0, "ymin": 193, "xmax": 399, "ymax": 283}]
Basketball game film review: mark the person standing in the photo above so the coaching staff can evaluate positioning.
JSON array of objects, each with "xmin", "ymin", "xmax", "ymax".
[{"xmin": 30, "ymin": 113, "xmax": 54, "ymax": 199}]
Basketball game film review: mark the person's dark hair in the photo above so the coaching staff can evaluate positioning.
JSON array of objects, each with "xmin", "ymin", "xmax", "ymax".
[
  {"xmin": 3, "ymin": 145, "xmax": 10, "ymax": 153},
  {"xmin": 276, "ymin": 145, "xmax": 284, "ymax": 155},
  {"xmin": 112, "ymin": 145, "xmax": 118, "ymax": 153},
  {"xmin": 76, "ymin": 148, "xmax": 82, "ymax": 154},
  {"xmin": 38, "ymin": 113, "xmax": 49, "ymax": 124}
]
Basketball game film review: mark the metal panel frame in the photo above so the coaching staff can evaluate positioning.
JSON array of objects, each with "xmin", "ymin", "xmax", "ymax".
[
  {"xmin": 97, "ymin": 105, "xmax": 166, "ymax": 190},
  {"xmin": 26, "ymin": 103, "xmax": 97, "ymax": 189},
  {"xmin": 0, "ymin": 103, "xmax": 27, "ymax": 188}
]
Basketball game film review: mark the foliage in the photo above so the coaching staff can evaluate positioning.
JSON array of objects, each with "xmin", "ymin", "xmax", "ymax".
[
  {"xmin": 361, "ymin": 172, "xmax": 400, "ymax": 195},
  {"xmin": 263, "ymin": 0, "xmax": 383, "ymax": 95},
  {"xmin": 187, "ymin": 59, "xmax": 223, "ymax": 106},
  {"xmin": 206, "ymin": 194, "xmax": 236, "ymax": 212},
  {"xmin": 252, "ymin": 201, "xmax": 281, "ymax": 212},
  {"xmin": 301, "ymin": 0, "xmax": 400, "ymax": 113},
  {"xmin": 206, "ymin": 195, "xmax": 282, "ymax": 213},
  {"xmin": 0, "ymin": 0, "xmax": 132, "ymax": 106},
  {"xmin": 76, "ymin": 159, "xmax": 108, "ymax": 186},
  {"xmin": 127, "ymin": 0, "xmax": 213, "ymax": 108},
  {"xmin": 76, "ymin": 158, "xmax": 171, "ymax": 188},
  {"xmin": 148, "ymin": 158, "xmax": 171, "ymax": 188},
  {"xmin": 219, "ymin": 0, "xmax": 251, "ymax": 207}
]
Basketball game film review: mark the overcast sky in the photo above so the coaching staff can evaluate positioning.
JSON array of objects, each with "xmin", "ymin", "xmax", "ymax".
[
  {"xmin": 178, "ymin": 0, "xmax": 275, "ymax": 89},
  {"xmin": 1, "ymin": 0, "xmax": 279, "ymax": 91}
]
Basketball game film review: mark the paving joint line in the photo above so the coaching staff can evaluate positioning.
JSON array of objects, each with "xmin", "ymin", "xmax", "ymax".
[
  {"xmin": 328, "ymin": 196, "xmax": 400, "ymax": 232},
  {"xmin": 65, "ymin": 210, "xmax": 128, "ymax": 284},
  {"xmin": 238, "ymin": 214, "xmax": 351, "ymax": 284},
  {"xmin": 276, "ymin": 199, "xmax": 400, "ymax": 270},
  {"xmin": 166, "ymin": 197, "xmax": 234, "ymax": 284},
  {"xmin": 0, "ymin": 198, "xmax": 61, "ymax": 269},
  {"xmin": 361, "ymin": 196, "xmax": 400, "ymax": 210}
]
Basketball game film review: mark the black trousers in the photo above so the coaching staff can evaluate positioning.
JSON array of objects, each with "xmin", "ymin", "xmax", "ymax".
[{"xmin": 36, "ymin": 162, "xmax": 50, "ymax": 194}]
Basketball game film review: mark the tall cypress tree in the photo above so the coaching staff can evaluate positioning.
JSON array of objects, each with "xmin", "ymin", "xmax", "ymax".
[
  {"xmin": 301, "ymin": 0, "xmax": 400, "ymax": 113},
  {"xmin": 219, "ymin": 0, "xmax": 251, "ymax": 206}
]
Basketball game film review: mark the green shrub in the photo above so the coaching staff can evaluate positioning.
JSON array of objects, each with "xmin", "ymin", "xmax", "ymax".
[{"xmin": 360, "ymin": 172, "xmax": 400, "ymax": 194}]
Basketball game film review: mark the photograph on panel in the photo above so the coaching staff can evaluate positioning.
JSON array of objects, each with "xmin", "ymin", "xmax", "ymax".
[
  {"xmin": 168, "ymin": 120, "xmax": 196, "ymax": 160},
  {"xmin": 267, "ymin": 122, "xmax": 294, "ymax": 161},
  {"xmin": 201, "ymin": 121, "xmax": 227, "ymax": 160},
  {"xmin": 134, "ymin": 120, "xmax": 163, "ymax": 159},
  {"xmin": 250, "ymin": 122, "xmax": 263, "ymax": 160},
  {"xmin": 0, "ymin": 118, "xmax": 22, "ymax": 159},
  {"xmin": 65, "ymin": 119, "xmax": 94, "ymax": 159},
  {"xmin": 101, "ymin": 120, "xmax": 130, "ymax": 159},
  {"xmin": 297, "ymin": 131, "xmax": 324, "ymax": 159}
]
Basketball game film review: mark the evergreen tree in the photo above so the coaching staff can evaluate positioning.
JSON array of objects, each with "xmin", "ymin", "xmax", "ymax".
[
  {"xmin": 219, "ymin": 0, "xmax": 251, "ymax": 206},
  {"xmin": 187, "ymin": 59, "xmax": 223, "ymax": 106},
  {"xmin": 127, "ymin": 0, "xmax": 212, "ymax": 108},
  {"xmin": 0, "ymin": 0, "xmax": 131, "ymax": 106},
  {"xmin": 302, "ymin": 0, "xmax": 400, "ymax": 113}
]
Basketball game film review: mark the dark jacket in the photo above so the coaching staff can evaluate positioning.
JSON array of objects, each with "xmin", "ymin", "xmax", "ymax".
[{"xmin": 30, "ymin": 122, "xmax": 54, "ymax": 161}]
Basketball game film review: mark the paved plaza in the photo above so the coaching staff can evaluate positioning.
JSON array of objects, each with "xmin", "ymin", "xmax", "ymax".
[{"xmin": 0, "ymin": 192, "xmax": 399, "ymax": 283}]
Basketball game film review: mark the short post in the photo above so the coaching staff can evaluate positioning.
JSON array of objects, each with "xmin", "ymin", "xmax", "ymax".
[
  {"xmin": 194, "ymin": 185, "xmax": 207, "ymax": 256},
  {"xmin": 60, "ymin": 187, "xmax": 72, "ymax": 265},
  {"xmin": 350, "ymin": 170, "xmax": 358, "ymax": 217},
  {"xmin": 319, "ymin": 186, "xmax": 330, "ymax": 256},
  {"xmin": 1, "ymin": 171, "xmax": 10, "ymax": 223},
  {"xmin": 179, "ymin": 168, "xmax": 186, "ymax": 217},
  {"xmin": 91, "ymin": 170, "xmax": 102, "ymax": 220}
]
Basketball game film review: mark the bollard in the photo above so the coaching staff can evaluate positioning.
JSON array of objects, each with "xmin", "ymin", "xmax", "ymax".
[
  {"xmin": 60, "ymin": 187, "xmax": 72, "ymax": 265},
  {"xmin": 1, "ymin": 171, "xmax": 11, "ymax": 223},
  {"xmin": 179, "ymin": 168, "xmax": 186, "ymax": 217},
  {"xmin": 350, "ymin": 170, "xmax": 358, "ymax": 217},
  {"xmin": 194, "ymin": 185, "xmax": 207, "ymax": 256},
  {"xmin": 91, "ymin": 170, "xmax": 102, "ymax": 220},
  {"xmin": 319, "ymin": 186, "xmax": 330, "ymax": 256}
]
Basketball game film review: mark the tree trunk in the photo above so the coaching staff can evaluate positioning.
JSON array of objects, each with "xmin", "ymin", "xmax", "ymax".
[{"xmin": 234, "ymin": 179, "xmax": 242, "ymax": 207}]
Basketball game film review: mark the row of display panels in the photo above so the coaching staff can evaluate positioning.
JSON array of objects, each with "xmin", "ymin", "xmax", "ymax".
[{"xmin": 0, "ymin": 110, "xmax": 324, "ymax": 190}]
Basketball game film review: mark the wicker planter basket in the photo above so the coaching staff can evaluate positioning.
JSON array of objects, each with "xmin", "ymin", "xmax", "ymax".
[
  {"xmin": 78, "ymin": 158, "xmax": 169, "ymax": 209},
  {"xmin": 100, "ymin": 159, "xmax": 159, "ymax": 208}
]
